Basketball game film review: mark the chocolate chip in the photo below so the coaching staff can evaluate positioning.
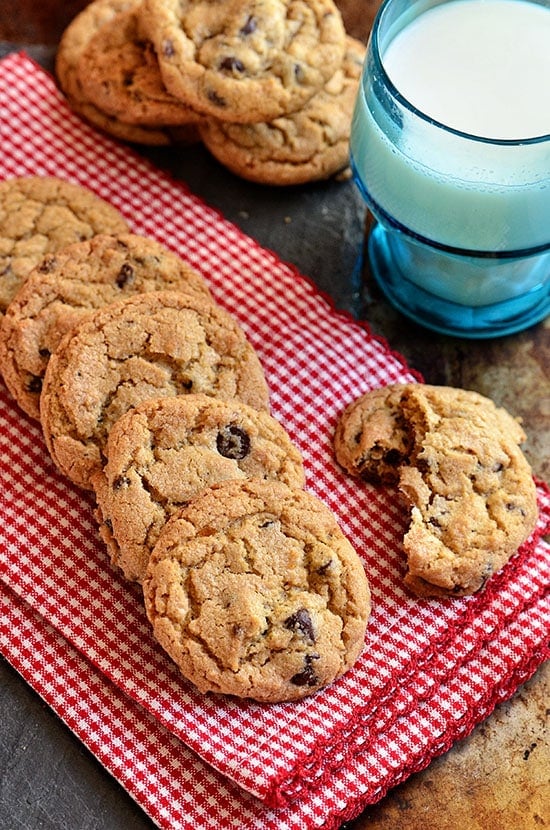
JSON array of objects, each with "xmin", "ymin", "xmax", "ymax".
[
  {"xmin": 116, "ymin": 262, "xmax": 134, "ymax": 288},
  {"xmin": 38, "ymin": 347, "xmax": 51, "ymax": 358},
  {"xmin": 284, "ymin": 608, "xmax": 315, "ymax": 643},
  {"xmin": 290, "ymin": 654, "xmax": 320, "ymax": 687},
  {"xmin": 506, "ymin": 502, "xmax": 526, "ymax": 516},
  {"xmin": 38, "ymin": 255, "xmax": 57, "ymax": 273},
  {"xmin": 216, "ymin": 425, "xmax": 250, "ymax": 460},
  {"xmin": 113, "ymin": 475, "xmax": 130, "ymax": 490},
  {"xmin": 240, "ymin": 15, "xmax": 257, "ymax": 35},
  {"xmin": 316, "ymin": 560, "xmax": 332, "ymax": 575},
  {"xmin": 27, "ymin": 375, "xmax": 42, "ymax": 393},
  {"xmin": 207, "ymin": 89, "xmax": 227, "ymax": 107},
  {"xmin": 219, "ymin": 56, "xmax": 245, "ymax": 73},
  {"xmin": 162, "ymin": 39, "xmax": 175, "ymax": 58},
  {"xmin": 294, "ymin": 63, "xmax": 305, "ymax": 83}
]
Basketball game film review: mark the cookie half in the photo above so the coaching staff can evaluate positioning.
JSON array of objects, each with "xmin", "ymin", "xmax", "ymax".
[
  {"xmin": 199, "ymin": 35, "xmax": 366, "ymax": 185},
  {"xmin": 40, "ymin": 290, "xmax": 270, "ymax": 489},
  {"xmin": 0, "ymin": 176, "xmax": 128, "ymax": 314},
  {"xmin": 0, "ymin": 233, "xmax": 213, "ymax": 420},
  {"xmin": 143, "ymin": 479, "xmax": 371, "ymax": 701},
  {"xmin": 92, "ymin": 393, "xmax": 305, "ymax": 582},
  {"xmin": 140, "ymin": 0, "xmax": 347, "ymax": 123},
  {"xmin": 398, "ymin": 384, "xmax": 539, "ymax": 596},
  {"xmin": 334, "ymin": 382, "xmax": 414, "ymax": 484},
  {"xmin": 335, "ymin": 383, "xmax": 539, "ymax": 596}
]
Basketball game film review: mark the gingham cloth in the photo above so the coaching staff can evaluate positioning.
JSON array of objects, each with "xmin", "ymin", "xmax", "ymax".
[{"xmin": 1, "ymin": 53, "xmax": 549, "ymax": 829}]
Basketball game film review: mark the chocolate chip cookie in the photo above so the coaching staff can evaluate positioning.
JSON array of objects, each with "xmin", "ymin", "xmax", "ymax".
[
  {"xmin": 56, "ymin": 0, "xmax": 198, "ymax": 144},
  {"xmin": 140, "ymin": 0, "xmax": 347, "ymax": 123},
  {"xmin": 0, "ymin": 176, "xmax": 128, "ymax": 314},
  {"xmin": 40, "ymin": 290, "xmax": 270, "ymax": 489},
  {"xmin": 335, "ymin": 383, "xmax": 539, "ymax": 596},
  {"xmin": 92, "ymin": 393, "xmax": 305, "ymax": 582},
  {"xmin": 78, "ymin": 6, "xmax": 203, "ymax": 128},
  {"xmin": 0, "ymin": 233, "xmax": 212, "ymax": 420},
  {"xmin": 199, "ymin": 35, "xmax": 366, "ymax": 185},
  {"xmin": 143, "ymin": 478, "xmax": 371, "ymax": 701}
]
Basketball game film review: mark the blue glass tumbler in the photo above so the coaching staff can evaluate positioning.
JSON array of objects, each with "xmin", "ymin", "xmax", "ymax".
[{"xmin": 350, "ymin": 0, "xmax": 550, "ymax": 338}]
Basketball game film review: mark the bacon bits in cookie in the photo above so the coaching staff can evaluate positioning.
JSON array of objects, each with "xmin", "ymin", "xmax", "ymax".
[
  {"xmin": 0, "ymin": 176, "xmax": 128, "ymax": 314},
  {"xmin": 140, "ymin": 0, "xmax": 347, "ymax": 123},
  {"xmin": 335, "ymin": 383, "xmax": 538, "ymax": 597},
  {"xmin": 0, "ymin": 233, "xmax": 212, "ymax": 420},
  {"xmin": 40, "ymin": 290, "xmax": 270, "ymax": 490},
  {"xmin": 143, "ymin": 479, "xmax": 371, "ymax": 701},
  {"xmin": 92, "ymin": 394, "xmax": 305, "ymax": 583}
]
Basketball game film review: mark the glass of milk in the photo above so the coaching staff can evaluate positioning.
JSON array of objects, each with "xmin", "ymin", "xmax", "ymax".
[{"xmin": 350, "ymin": 0, "xmax": 550, "ymax": 337}]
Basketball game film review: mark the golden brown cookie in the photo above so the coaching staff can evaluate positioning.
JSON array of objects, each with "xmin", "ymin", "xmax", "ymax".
[
  {"xmin": 40, "ymin": 290, "xmax": 270, "ymax": 489},
  {"xmin": 335, "ymin": 383, "xmax": 539, "ymax": 596},
  {"xmin": 92, "ymin": 393, "xmax": 305, "ymax": 582},
  {"xmin": 140, "ymin": 0, "xmax": 347, "ymax": 123},
  {"xmin": 77, "ymin": 6, "xmax": 203, "ymax": 128},
  {"xmin": 199, "ymin": 36, "xmax": 366, "ymax": 185},
  {"xmin": 143, "ymin": 478, "xmax": 371, "ymax": 701},
  {"xmin": 0, "ymin": 233, "xmax": 212, "ymax": 420},
  {"xmin": 0, "ymin": 176, "xmax": 128, "ymax": 314},
  {"xmin": 56, "ymin": 0, "xmax": 139, "ymax": 106},
  {"xmin": 55, "ymin": 0, "xmax": 199, "ymax": 144},
  {"xmin": 398, "ymin": 384, "xmax": 538, "ymax": 597}
]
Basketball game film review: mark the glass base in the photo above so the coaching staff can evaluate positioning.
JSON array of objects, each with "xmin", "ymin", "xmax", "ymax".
[{"xmin": 368, "ymin": 225, "xmax": 550, "ymax": 338}]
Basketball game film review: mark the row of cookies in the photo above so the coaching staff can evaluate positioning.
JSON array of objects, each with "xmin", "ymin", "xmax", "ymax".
[
  {"xmin": 0, "ymin": 174, "xmax": 371, "ymax": 702},
  {"xmin": 55, "ymin": 0, "xmax": 367, "ymax": 185}
]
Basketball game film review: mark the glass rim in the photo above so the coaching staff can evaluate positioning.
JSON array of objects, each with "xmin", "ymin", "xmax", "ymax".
[{"xmin": 371, "ymin": 0, "xmax": 550, "ymax": 145}]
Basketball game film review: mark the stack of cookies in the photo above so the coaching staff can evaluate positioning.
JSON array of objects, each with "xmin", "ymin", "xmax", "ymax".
[
  {"xmin": 0, "ymin": 174, "xmax": 371, "ymax": 703},
  {"xmin": 334, "ymin": 383, "xmax": 539, "ymax": 597},
  {"xmin": 55, "ymin": 0, "xmax": 367, "ymax": 185}
]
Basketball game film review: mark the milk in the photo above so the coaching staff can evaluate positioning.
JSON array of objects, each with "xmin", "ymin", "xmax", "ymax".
[
  {"xmin": 350, "ymin": 0, "xmax": 550, "ymax": 309},
  {"xmin": 383, "ymin": 0, "xmax": 550, "ymax": 140}
]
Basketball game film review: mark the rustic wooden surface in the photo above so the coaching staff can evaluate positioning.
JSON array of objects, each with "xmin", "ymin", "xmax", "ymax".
[{"xmin": 0, "ymin": 2, "xmax": 548, "ymax": 829}]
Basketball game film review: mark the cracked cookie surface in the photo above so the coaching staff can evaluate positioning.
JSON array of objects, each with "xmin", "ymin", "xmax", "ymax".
[
  {"xmin": 0, "ymin": 233, "xmax": 212, "ymax": 420},
  {"xmin": 0, "ymin": 176, "xmax": 128, "ymax": 314},
  {"xmin": 140, "ymin": 0, "xmax": 347, "ymax": 123},
  {"xmin": 78, "ymin": 6, "xmax": 203, "ymax": 127},
  {"xmin": 92, "ymin": 393, "xmax": 305, "ymax": 583},
  {"xmin": 335, "ymin": 383, "xmax": 538, "ymax": 596},
  {"xmin": 143, "ymin": 478, "xmax": 370, "ymax": 701},
  {"xmin": 55, "ymin": 0, "xmax": 197, "ymax": 144},
  {"xmin": 40, "ymin": 289, "xmax": 270, "ymax": 489},
  {"xmin": 398, "ymin": 384, "xmax": 538, "ymax": 596},
  {"xmin": 199, "ymin": 35, "xmax": 365, "ymax": 185}
]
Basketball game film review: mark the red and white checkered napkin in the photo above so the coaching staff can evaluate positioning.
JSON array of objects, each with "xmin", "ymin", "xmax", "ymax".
[{"xmin": 1, "ymin": 53, "xmax": 549, "ymax": 829}]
